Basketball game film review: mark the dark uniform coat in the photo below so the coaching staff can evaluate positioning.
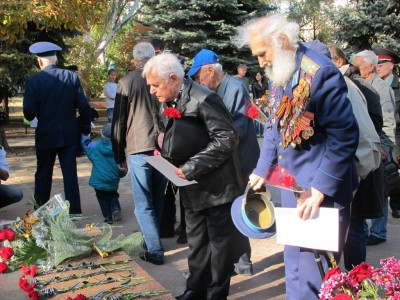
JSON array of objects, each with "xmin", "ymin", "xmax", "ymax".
[{"xmin": 253, "ymin": 43, "xmax": 359, "ymax": 300}]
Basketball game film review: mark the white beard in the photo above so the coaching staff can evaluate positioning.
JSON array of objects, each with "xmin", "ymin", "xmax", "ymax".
[{"xmin": 265, "ymin": 49, "xmax": 296, "ymax": 88}]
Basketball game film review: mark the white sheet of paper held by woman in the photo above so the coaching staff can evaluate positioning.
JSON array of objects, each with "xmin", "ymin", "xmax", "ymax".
[
  {"xmin": 274, "ymin": 207, "xmax": 339, "ymax": 252},
  {"xmin": 144, "ymin": 155, "xmax": 198, "ymax": 187}
]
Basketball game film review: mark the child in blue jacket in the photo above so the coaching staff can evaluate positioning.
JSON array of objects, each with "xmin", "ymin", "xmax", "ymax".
[{"xmin": 81, "ymin": 123, "xmax": 127, "ymax": 224}]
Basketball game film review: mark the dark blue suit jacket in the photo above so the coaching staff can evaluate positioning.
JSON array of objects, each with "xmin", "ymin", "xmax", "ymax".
[
  {"xmin": 23, "ymin": 65, "xmax": 91, "ymax": 150},
  {"xmin": 253, "ymin": 43, "xmax": 359, "ymax": 208}
]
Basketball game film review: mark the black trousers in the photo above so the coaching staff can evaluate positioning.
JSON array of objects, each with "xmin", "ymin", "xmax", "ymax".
[
  {"xmin": 34, "ymin": 144, "xmax": 81, "ymax": 214},
  {"xmin": 185, "ymin": 202, "xmax": 234, "ymax": 300}
]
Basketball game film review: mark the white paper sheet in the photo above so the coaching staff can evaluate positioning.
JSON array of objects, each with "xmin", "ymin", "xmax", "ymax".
[
  {"xmin": 274, "ymin": 207, "xmax": 339, "ymax": 252},
  {"xmin": 144, "ymin": 156, "xmax": 198, "ymax": 187}
]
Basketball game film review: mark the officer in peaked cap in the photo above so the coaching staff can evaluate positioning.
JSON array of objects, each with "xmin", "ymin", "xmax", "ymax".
[
  {"xmin": 23, "ymin": 41, "xmax": 92, "ymax": 215},
  {"xmin": 374, "ymin": 46, "xmax": 400, "ymax": 219},
  {"xmin": 29, "ymin": 41, "xmax": 62, "ymax": 57},
  {"xmin": 374, "ymin": 47, "xmax": 400, "ymax": 65}
]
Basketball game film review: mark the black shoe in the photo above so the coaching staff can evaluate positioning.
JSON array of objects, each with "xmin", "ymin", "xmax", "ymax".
[
  {"xmin": 175, "ymin": 290, "xmax": 206, "ymax": 300},
  {"xmin": 366, "ymin": 235, "xmax": 386, "ymax": 246},
  {"xmin": 112, "ymin": 210, "xmax": 122, "ymax": 222},
  {"xmin": 392, "ymin": 209, "xmax": 400, "ymax": 218},
  {"xmin": 139, "ymin": 252, "xmax": 164, "ymax": 265},
  {"xmin": 177, "ymin": 232, "xmax": 187, "ymax": 244},
  {"xmin": 104, "ymin": 217, "xmax": 113, "ymax": 224}
]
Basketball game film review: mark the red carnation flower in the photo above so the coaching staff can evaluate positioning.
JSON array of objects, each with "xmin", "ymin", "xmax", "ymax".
[
  {"xmin": 323, "ymin": 266, "xmax": 342, "ymax": 282},
  {"xmin": 349, "ymin": 262, "xmax": 372, "ymax": 284},
  {"xmin": 30, "ymin": 265, "xmax": 37, "ymax": 277},
  {"xmin": 0, "ymin": 261, "xmax": 8, "ymax": 273},
  {"xmin": 0, "ymin": 246, "xmax": 14, "ymax": 261},
  {"xmin": 4, "ymin": 228, "xmax": 15, "ymax": 241},
  {"xmin": 246, "ymin": 106, "xmax": 260, "ymax": 119},
  {"xmin": 332, "ymin": 293, "xmax": 352, "ymax": 300},
  {"xmin": 163, "ymin": 107, "xmax": 182, "ymax": 119},
  {"xmin": 67, "ymin": 294, "xmax": 88, "ymax": 300},
  {"xmin": 279, "ymin": 174, "xmax": 295, "ymax": 188},
  {"xmin": 22, "ymin": 265, "xmax": 30, "ymax": 275}
]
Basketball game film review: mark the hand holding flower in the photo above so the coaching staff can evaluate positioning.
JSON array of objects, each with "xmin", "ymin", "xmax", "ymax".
[{"xmin": 249, "ymin": 173, "xmax": 266, "ymax": 191}]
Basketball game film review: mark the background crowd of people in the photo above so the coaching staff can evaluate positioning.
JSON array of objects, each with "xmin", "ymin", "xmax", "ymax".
[{"xmin": 0, "ymin": 11, "xmax": 399, "ymax": 300}]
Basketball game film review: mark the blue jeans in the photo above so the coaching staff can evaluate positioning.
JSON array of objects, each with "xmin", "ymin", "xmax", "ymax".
[
  {"xmin": 94, "ymin": 189, "xmax": 121, "ymax": 220},
  {"xmin": 128, "ymin": 152, "xmax": 166, "ymax": 258},
  {"xmin": 365, "ymin": 197, "xmax": 388, "ymax": 240},
  {"xmin": 106, "ymin": 108, "xmax": 114, "ymax": 123},
  {"xmin": 0, "ymin": 184, "xmax": 23, "ymax": 209}
]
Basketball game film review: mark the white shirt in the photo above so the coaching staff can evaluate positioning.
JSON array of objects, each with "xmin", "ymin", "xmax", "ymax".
[{"xmin": 104, "ymin": 82, "xmax": 118, "ymax": 109}]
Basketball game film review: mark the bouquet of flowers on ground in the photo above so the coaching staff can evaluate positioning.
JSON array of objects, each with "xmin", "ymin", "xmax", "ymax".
[
  {"xmin": 1, "ymin": 194, "xmax": 144, "ymax": 273},
  {"xmin": 320, "ymin": 257, "xmax": 400, "ymax": 299}
]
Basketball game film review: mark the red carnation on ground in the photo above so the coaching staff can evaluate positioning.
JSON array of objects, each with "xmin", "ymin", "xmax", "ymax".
[
  {"xmin": 163, "ymin": 107, "xmax": 181, "ymax": 119},
  {"xmin": 349, "ymin": 262, "xmax": 372, "ymax": 284},
  {"xmin": 67, "ymin": 294, "xmax": 88, "ymax": 300},
  {"xmin": 30, "ymin": 265, "xmax": 37, "ymax": 277},
  {"xmin": 22, "ymin": 265, "xmax": 30, "ymax": 275},
  {"xmin": 3, "ymin": 228, "xmax": 15, "ymax": 241},
  {"xmin": 0, "ymin": 246, "xmax": 14, "ymax": 261},
  {"xmin": 0, "ymin": 261, "xmax": 8, "ymax": 273},
  {"xmin": 246, "ymin": 106, "xmax": 260, "ymax": 119}
]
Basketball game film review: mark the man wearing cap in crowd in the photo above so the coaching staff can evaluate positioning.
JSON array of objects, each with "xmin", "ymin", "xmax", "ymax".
[
  {"xmin": 232, "ymin": 13, "xmax": 359, "ymax": 299},
  {"xmin": 374, "ymin": 47, "xmax": 400, "ymax": 219},
  {"xmin": 23, "ymin": 42, "xmax": 91, "ymax": 214},
  {"xmin": 187, "ymin": 48, "xmax": 260, "ymax": 276}
]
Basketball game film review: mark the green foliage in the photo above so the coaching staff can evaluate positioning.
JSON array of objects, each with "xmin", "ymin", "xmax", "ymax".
[
  {"xmin": 326, "ymin": 0, "xmax": 400, "ymax": 54},
  {"xmin": 136, "ymin": 0, "xmax": 277, "ymax": 75},
  {"xmin": 284, "ymin": 0, "xmax": 335, "ymax": 43}
]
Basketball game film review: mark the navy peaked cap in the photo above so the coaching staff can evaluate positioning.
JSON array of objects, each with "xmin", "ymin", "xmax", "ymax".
[{"xmin": 29, "ymin": 42, "xmax": 62, "ymax": 57}]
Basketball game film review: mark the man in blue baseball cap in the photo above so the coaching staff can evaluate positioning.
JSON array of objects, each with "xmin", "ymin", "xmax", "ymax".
[
  {"xmin": 23, "ymin": 41, "xmax": 92, "ymax": 214},
  {"xmin": 188, "ymin": 48, "xmax": 260, "ymax": 277}
]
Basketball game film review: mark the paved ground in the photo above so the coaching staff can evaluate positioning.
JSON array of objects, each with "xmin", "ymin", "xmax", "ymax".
[{"xmin": 1, "ymin": 115, "xmax": 399, "ymax": 299}]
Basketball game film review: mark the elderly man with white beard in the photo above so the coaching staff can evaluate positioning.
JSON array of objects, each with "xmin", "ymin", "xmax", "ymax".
[{"xmin": 232, "ymin": 14, "xmax": 359, "ymax": 299}]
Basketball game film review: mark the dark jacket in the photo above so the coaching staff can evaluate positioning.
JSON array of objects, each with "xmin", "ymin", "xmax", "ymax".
[
  {"xmin": 23, "ymin": 65, "xmax": 91, "ymax": 150},
  {"xmin": 217, "ymin": 75, "xmax": 260, "ymax": 182},
  {"xmin": 162, "ymin": 78, "xmax": 242, "ymax": 212},
  {"xmin": 254, "ymin": 43, "xmax": 359, "ymax": 208},
  {"xmin": 252, "ymin": 81, "xmax": 268, "ymax": 99},
  {"xmin": 112, "ymin": 68, "xmax": 160, "ymax": 164}
]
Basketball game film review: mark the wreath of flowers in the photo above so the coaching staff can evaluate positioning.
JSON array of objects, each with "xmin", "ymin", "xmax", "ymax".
[{"xmin": 163, "ymin": 107, "xmax": 181, "ymax": 119}]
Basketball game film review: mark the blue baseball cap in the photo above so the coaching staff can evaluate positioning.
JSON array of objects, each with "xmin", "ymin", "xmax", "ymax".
[
  {"xmin": 29, "ymin": 42, "xmax": 62, "ymax": 57},
  {"xmin": 231, "ymin": 188, "xmax": 276, "ymax": 239},
  {"xmin": 187, "ymin": 49, "xmax": 219, "ymax": 77}
]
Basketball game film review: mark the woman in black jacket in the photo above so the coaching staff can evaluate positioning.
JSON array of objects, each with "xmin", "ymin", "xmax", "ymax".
[{"xmin": 251, "ymin": 72, "xmax": 267, "ymax": 137}]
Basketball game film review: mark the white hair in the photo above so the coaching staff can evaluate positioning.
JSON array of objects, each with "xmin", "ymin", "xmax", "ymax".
[
  {"xmin": 232, "ymin": 13, "xmax": 299, "ymax": 49},
  {"xmin": 351, "ymin": 50, "xmax": 378, "ymax": 67},
  {"xmin": 142, "ymin": 52, "xmax": 185, "ymax": 81},
  {"xmin": 39, "ymin": 55, "xmax": 57, "ymax": 64},
  {"xmin": 133, "ymin": 42, "xmax": 155, "ymax": 64}
]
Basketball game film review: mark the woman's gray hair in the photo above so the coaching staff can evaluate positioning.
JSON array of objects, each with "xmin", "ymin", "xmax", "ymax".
[
  {"xmin": 133, "ymin": 42, "xmax": 155, "ymax": 63},
  {"xmin": 232, "ymin": 13, "xmax": 299, "ymax": 49},
  {"xmin": 142, "ymin": 53, "xmax": 185, "ymax": 81},
  {"xmin": 351, "ymin": 50, "xmax": 378, "ymax": 67}
]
